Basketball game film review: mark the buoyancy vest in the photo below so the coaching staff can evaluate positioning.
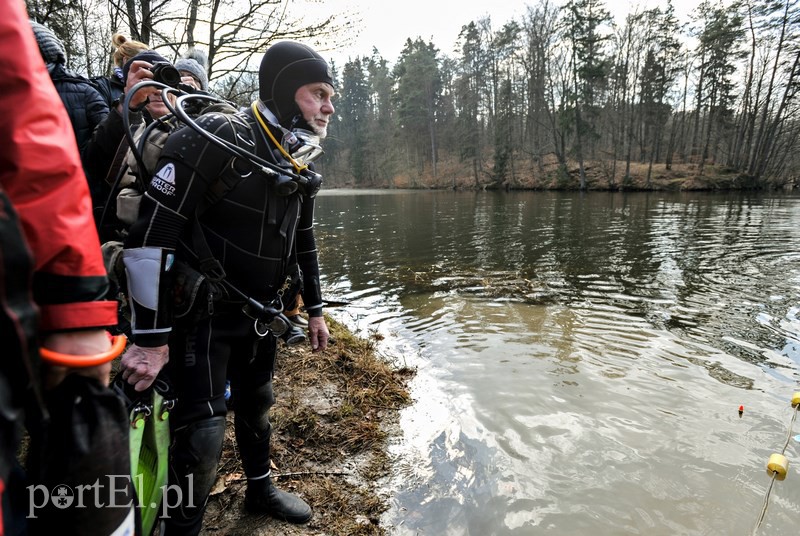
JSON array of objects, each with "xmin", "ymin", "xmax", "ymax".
[{"xmin": 170, "ymin": 109, "xmax": 306, "ymax": 300}]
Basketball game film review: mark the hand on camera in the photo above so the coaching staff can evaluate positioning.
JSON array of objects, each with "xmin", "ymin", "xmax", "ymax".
[{"xmin": 120, "ymin": 60, "xmax": 157, "ymax": 112}]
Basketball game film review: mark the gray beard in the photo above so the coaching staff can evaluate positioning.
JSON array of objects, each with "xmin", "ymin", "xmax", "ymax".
[{"xmin": 309, "ymin": 122, "xmax": 327, "ymax": 139}]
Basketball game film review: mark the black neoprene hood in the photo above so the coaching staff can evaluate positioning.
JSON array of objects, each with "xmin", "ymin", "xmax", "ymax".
[{"xmin": 258, "ymin": 41, "xmax": 333, "ymax": 127}]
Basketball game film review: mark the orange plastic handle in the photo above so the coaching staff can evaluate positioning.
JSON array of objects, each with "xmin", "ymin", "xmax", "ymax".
[{"xmin": 39, "ymin": 334, "xmax": 127, "ymax": 367}]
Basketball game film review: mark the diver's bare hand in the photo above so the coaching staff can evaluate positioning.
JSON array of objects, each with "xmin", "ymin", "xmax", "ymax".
[
  {"xmin": 120, "ymin": 344, "xmax": 169, "ymax": 391},
  {"xmin": 308, "ymin": 316, "xmax": 329, "ymax": 352}
]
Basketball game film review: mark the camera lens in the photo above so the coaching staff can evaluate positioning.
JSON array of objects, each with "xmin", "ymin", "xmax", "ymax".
[{"xmin": 151, "ymin": 62, "xmax": 181, "ymax": 88}]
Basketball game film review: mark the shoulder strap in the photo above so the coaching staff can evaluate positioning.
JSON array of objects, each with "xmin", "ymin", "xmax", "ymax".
[
  {"xmin": 106, "ymin": 133, "xmax": 133, "ymax": 185},
  {"xmin": 97, "ymin": 160, "xmax": 131, "ymax": 232},
  {"xmin": 195, "ymin": 112, "xmax": 255, "ymax": 216},
  {"xmin": 189, "ymin": 111, "xmax": 255, "ymax": 282},
  {"xmin": 190, "ymin": 213, "xmax": 226, "ymax": 282}
]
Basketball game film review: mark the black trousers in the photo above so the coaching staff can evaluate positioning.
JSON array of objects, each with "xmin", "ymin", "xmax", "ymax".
[{"xmin": 162, "ymin": 305, "xmax": 277, "ymax": 535}]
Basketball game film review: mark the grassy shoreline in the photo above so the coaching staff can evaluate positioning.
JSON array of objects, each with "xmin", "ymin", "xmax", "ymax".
[{"xmin": 201, "ymin": 315, "xmax": 415, "ymax": 535}]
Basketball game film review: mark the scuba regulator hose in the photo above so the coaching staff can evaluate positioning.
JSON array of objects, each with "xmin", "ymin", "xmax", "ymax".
[
  {"xmin": 98, "ymin": 82, "xmax": 178, "ymax": 230},
  {"xmin": 102, "ymin": 81, "xmax": 254, "ymax": 229},
  {"xmin": 171, "ymin": 92, "xmax": 314, "ymax": 186},
  {"xmin": 120, "ymin": 81, "xmax": 319, "ymax": 201}
]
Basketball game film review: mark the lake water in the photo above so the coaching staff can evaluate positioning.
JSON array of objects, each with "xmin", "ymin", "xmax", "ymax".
[{"xmin": 313, "ymin": 189, "xmax": 800, "ymax": 535}]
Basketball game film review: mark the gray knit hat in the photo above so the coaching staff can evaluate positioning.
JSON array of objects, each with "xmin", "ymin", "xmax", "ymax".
[
  {"xmin": 30, "ymin": 20, "xmax": 66, "ymax": 65},
  {"xmin": 175, "ymin": 48, "xmax": 209, "ymax": 91}
]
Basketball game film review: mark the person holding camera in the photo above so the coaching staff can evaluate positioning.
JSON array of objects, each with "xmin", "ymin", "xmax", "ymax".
[
  {"xmin": 91, "ymin": 33, "xmax": 149, "ymax": 109},
  {"xmin": 84, "ymin": 49, "xmax": 201, "ymax": 240},
  {"xmin": 118, "ymin": 40, "xmax": 333, "ymax": 534}
]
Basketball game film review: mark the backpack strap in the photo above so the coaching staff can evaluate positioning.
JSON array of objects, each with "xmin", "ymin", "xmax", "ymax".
[
  {"xmin": 97, "ymin": 161, "xmax": 131, "ymax": 234},
  {"xmin": 106, "ymin": 136, "xmax": 132, "ymax": 187}
]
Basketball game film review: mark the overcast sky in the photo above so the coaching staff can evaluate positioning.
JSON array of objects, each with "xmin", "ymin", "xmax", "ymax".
[{"xmin": 306, "ymin": 0, "xmax": 702, "ymax": 67}]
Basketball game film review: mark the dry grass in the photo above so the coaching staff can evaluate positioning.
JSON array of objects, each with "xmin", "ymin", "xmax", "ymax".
[
  {"xmin": 201, "ymin": 315, "xmax": 415, "ymax": 535},
  {"xmin": 383, "ymin": 153, "xmax": 758, "ymax": 192}
]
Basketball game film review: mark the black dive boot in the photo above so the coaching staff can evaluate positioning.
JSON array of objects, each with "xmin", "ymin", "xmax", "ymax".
[
  {"xmin": 234, "ymin": 378, "xmax": 311, "ymax": 523},
  {"xmin": 244, "ymin": 474, "xmax": 312, "ymax": 523}
]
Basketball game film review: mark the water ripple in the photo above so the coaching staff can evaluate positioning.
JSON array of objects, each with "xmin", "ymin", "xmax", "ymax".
[{"xmin": 315, "ymin": 191, "xmax": 800, "ymax": 535}]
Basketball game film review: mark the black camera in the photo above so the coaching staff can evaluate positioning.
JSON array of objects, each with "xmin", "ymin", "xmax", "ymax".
[{"xmin": 150, "ymin": 61, "xmax": 181, "ymax": 88}]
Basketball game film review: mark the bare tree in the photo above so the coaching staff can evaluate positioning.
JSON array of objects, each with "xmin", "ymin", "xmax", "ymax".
[
  {"xmin": 561, "ymin": 0, "xmax": 613, "ymax": 189},
  {"xmin": 101, "ymin": 0, "xmax": 346, "ymax": 97},
  {"xmin": 521, "ymin": 1, "xmax": 561, "ymax": 177},
  {"xmin": 747, "ymin": 0, "xmax": 800, "ymax": 179}
]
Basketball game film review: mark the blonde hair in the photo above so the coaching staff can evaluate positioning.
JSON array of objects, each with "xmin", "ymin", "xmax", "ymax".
[{"xmin": 111, "ymin": 33, "xmax": 149, "ymax": 67}]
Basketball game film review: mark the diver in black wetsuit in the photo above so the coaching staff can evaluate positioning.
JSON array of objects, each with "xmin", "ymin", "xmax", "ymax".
[{"xmin": 117, "ymin": 41, "xmax": 334, "ymax": 534}]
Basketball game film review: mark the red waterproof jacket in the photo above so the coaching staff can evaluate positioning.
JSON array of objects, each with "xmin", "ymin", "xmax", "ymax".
[{"xmin": 0, "ymin": 2, "xmax": 117, "ymax": 332}]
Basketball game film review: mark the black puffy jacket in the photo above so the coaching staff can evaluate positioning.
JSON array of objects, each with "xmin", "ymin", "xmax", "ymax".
[
  {"xmin": 92, "ymin": 70, "xmax": 124, "ymax": 109},
  {"xmin": 48, "ymin": 63, "xmax": 109, "ymax": 161}
]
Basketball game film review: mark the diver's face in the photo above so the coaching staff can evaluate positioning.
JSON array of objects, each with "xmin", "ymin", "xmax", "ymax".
[{"xmin": 295, "ymin": 82, "xmax": 335, "ymax": 138}]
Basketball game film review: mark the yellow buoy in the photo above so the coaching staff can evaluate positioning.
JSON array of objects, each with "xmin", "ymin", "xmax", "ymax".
[{"xmin": 767, "ymin": 453, "xmax": 789, "ymax": 481}]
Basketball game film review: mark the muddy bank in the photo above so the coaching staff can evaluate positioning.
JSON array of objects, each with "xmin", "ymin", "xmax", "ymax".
[{"xmin": 200, "ymin": 316, "xmax": 415, "ymax": 535}]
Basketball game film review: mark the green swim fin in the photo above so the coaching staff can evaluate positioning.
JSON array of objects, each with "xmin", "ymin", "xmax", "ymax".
[{"xmin": 115, "ymin": 376, "xmax": 175, "ymax": 535}]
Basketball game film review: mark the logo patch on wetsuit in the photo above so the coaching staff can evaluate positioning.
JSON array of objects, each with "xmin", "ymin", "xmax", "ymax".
[{"xmin": 151, "ymin": 163, "xmax": 176, "ymax": 196}]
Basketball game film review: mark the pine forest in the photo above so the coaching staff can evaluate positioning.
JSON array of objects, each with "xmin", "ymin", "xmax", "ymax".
[{"xmin": 27, "ymin": 0, "xmax": 800, "ymax": 190}]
